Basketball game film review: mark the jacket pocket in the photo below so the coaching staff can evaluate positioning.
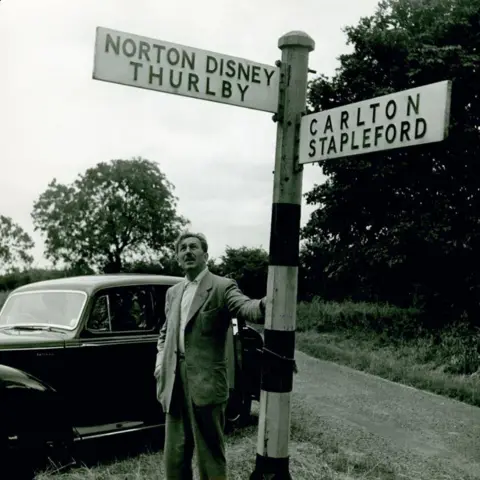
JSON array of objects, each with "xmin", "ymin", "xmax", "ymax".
[
  {"xmin": 189, "ymin": 361, "xmax": 228, "ymax": 406},
  {"xmin": 199, "ymin": 307, "xmax": 221, "ymax": 335}
]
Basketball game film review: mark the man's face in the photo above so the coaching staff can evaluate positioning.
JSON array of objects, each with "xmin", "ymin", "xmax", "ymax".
[{"xmin": 177, "ymin": 237, "xmax": 208, "ymax": 274}]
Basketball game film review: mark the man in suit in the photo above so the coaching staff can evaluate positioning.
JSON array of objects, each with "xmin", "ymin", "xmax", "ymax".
[{"xmin": 154, "ymin": 231, "xmax": 266, "ymax": 480}]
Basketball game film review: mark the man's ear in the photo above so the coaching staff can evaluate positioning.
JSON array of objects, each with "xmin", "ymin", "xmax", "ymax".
[{"xmin": 204, "ymin": 252, "xmax": 209, "ymax": 262}]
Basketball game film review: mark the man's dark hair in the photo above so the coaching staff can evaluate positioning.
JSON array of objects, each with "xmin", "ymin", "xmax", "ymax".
[{"xmin": 174, "ymin": 231, "xmax": 209, "ymax": 254}]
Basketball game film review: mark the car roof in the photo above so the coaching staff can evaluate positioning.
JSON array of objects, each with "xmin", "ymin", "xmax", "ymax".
[{"xmin": 11, "ymin": 274, "xmax": 185, "ymax": 295}]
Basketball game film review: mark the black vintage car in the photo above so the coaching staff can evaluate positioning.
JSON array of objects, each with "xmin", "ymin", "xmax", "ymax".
[{"xmin": 0, "ymin": 274, "xmax": 263, "ymax": 474}]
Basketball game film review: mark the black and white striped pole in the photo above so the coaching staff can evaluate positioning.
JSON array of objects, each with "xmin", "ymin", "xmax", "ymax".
[{"xmin": 250, "ymin": 31, "xmax": 315, "ymax": 479}]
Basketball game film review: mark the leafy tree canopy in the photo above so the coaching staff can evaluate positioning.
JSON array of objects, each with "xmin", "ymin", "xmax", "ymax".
[
  {"xmin": 302, "ymin": 0, "xmax": 480, "ymax": 322},
  {"xmin": 32, "ymin": 157, "xmax": 188, "ymax": 273},
  {"xmin": 217, "ymin": 246, "xmax": 269, "ymax": 298},
  {"xmin": 0, "ymin": 215, "xmax": 34, "ymax": 273},
  {"xmin": 123, "ymin": 254, "xmax": 222, "ymax": 278}
]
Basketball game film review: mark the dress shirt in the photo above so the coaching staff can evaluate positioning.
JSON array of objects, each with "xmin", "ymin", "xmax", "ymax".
[{"xmin": 179, "ymin": 267, "xmax": 209, "ymax": 354}]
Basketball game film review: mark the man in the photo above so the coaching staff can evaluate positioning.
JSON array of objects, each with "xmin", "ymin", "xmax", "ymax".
[{"xmin": 154, "ymin": 231, "xmax": 266, "ymax": 479}]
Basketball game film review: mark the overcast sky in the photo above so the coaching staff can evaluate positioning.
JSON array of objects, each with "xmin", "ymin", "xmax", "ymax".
[{"xmin": 1, "ymin": 0, "xmax": 380, "ymax": 267}]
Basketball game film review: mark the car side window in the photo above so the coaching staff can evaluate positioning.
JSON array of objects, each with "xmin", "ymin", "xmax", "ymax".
[
  {"xmin": 86, "ymin": 286, "xmax": 155, "ymax": 333},
  {"xmin": 109, "ymin": 286, "xmax": 154, "ymax": 333},
  {"xmin": 87, "ymin": 294, "xmax": 111, "ymax": 331}
]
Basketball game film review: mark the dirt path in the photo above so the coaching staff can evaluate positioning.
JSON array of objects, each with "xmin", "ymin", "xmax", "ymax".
[{"xmin": 293, "ymin": 350, "xmax": 480, "ymax": 479}]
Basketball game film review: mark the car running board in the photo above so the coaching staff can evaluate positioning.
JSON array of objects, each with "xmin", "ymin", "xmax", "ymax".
[{"xmin": 74, "ymin": 421, "xmax": 163, "ymax": 441}]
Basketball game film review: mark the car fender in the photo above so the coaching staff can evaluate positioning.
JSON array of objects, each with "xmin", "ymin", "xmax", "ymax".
[
  {"xmin": 0, "ymin": 364, "xmax": 73, "ymax": 446},
  {"xmin": 0, "ymin": 363, "xmax": 55, "ymax": 392}
]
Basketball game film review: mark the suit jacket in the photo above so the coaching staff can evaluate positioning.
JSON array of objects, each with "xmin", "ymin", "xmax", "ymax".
[{"xmin": 154, "ymin": 270, "xmax": 264, "ymax": 413}]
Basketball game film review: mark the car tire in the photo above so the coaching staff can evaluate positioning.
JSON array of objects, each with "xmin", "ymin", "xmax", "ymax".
[
  {"xmin": 0, "ymin": 442, "xmax": 37, "ymax": 480},
  {"xmin": 0, "ymin": 426, "xmax": 29, "ymax": 479},
  {"xmin": 1, "ymin": 428, "xmax": 75, "ymax": 479}
]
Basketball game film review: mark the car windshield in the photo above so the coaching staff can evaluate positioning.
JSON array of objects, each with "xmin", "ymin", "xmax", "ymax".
[{"xmin": 0, "ymin": 290, "xmax": 87, "ymax": 330}]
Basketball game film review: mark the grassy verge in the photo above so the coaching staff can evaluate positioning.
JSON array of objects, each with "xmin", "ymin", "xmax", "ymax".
[
  {"xmin": 296, "ymin": 298, "xmax": 480, "ymax": 408},
  {"xmin": 37, "ymin": 400, "xmax": 395, "ymax": 480}
]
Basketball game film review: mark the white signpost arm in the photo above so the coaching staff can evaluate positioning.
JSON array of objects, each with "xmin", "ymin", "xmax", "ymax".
[{"xmin": 250, "ymin": 31, "xmax": 314, "ymax": 480}]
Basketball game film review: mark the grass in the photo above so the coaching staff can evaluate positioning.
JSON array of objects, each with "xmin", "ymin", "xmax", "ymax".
[
  {"xmin": 296, "ymin": 297, "xmax": 480, "ymax": 408},
  {"xmin": 37, "ymin": 401, "xmax": 395, "ymax": 480},
  {"xmin": 296, "ymin": 331, "xmax": 480, "ymax": 407}
]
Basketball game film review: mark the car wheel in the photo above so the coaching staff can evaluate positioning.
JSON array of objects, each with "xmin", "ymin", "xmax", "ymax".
[
  {"xmin": 1, "ymin": 429, "xmax": 75, "ymax": 479},
  {"xmin": 0, "ymin": 439, "xmax": 36, "ymax": 480}
]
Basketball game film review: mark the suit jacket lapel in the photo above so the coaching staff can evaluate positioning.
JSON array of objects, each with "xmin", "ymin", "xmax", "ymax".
[{"xmin": 186, "ymin": 271, "xmax": 213, "ymax": 326}]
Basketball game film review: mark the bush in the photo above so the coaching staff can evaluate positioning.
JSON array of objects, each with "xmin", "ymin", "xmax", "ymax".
[
  {"xmin": 296, "ymin": 297, "xmax": 480, "ymax": 377},
  {"xmin": 296, "ymin": 297, "xmax": 423, "ymax": 339},
  {"xmin": 0, "ymin": 268, "xmax": 78, "ymax": 292},
  {"xmin": 436, "ymin": 323, "xmax": 480, "ymax": 375}
]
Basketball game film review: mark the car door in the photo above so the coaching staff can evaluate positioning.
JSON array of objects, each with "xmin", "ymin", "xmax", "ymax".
[
  {"xmin": 98, "ymin": 284, "xmax": 160, "ymax": 423},
  {"xmin": 65, "ymin": 284, "xmax": 159, "ymax": 429},
  {"xmin": 105, "ymin": 283, "xmax": 161, "ymax": 423},
  {"xmin": 63, "ymin": 290, "xmax": 113, "ymax": 428},
  {"xmin": 65, "ymin": 289, "xmax": 125, "ymax": 428}
]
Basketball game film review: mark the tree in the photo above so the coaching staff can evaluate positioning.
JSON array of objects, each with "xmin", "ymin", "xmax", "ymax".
[
  {"xmin": 32, "ymin": 157, "xmax": 189, "ymax": 273},
  {"xmin": 123, "ymin": 251, "xmax": 223, "ymax": 277},
  {"xmin": 123, "ymin": 251, "xmax": 185, "ymax": 277},
  {"xmin": 217, "ymin": 246, "xmax": 269, "ymax": 298},
  {"xmin": 207, "ymin": 258, "xmax": 223, "ymax": 276},
  {"xmin": 0, "ymin": 215, "xmax": 35, "ymax": 273},
  {"xmin": 302, "ymin": 0, "xmax": 480, "ymax": 323},
  {"xmin": 0, "ymin": 267, "xmax": 84, "ymax": 292}
]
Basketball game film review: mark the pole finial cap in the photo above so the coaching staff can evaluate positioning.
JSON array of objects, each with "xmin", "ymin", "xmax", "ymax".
[{"xmin": 278, "ymin": 31, "xmax": 315, "ymax": 51}]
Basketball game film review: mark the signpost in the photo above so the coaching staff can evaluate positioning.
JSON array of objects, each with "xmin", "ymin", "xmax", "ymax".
[
  {"xmin": 299, "ymin": 80, "xmax": 452, "ymax": 164},
  {"xmin": 93, "ymin": 25, "xmax": 452, "ymax": 479},
  {"xmin": 248, "ymin": 31, "xmax": 315, "ymax": 480},
  {"xmin": 92, "ymin": 25, "xmax": 312, "ymax": 479}
]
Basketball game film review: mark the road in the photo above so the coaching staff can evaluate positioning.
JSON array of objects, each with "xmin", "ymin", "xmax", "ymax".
[{"xmin": 293, "ymin": 350, "xmax": 480, "ymax": 479}]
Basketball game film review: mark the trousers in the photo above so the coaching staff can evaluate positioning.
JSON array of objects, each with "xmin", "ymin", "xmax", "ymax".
[{"xmin": 164, "ymin": 355, "xmax": 228, "ymax": 480}]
